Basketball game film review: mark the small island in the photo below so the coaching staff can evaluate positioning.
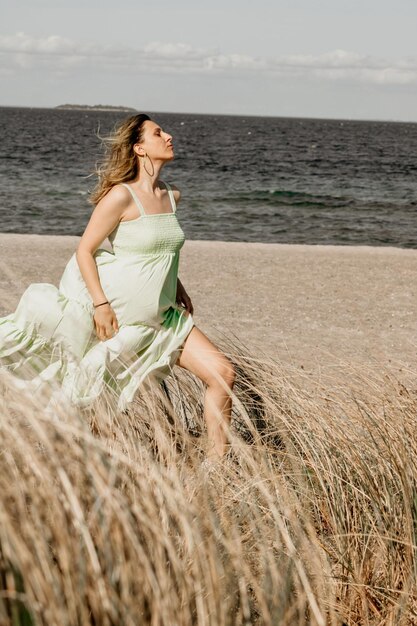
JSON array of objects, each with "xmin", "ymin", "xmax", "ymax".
[{"xmin": 56, "ymin": 104, "xmax": 138, "ymax": 112}]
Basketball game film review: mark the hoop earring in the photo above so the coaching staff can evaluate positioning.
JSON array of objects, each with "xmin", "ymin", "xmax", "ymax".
[{"xmin": 140, "ymin": 152, "xmax": 154, "ymax": 176}]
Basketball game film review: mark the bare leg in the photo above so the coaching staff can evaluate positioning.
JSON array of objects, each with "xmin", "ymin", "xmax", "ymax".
[{"xmin": 175, "ymin": 325, "xmax": 236, "ymax": 460}]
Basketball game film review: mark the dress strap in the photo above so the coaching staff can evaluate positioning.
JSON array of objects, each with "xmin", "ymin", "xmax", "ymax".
[
  {"xmin": 161, "ymin": 181, "xmax": 177, "ymax": 213},
  {"xmin": 120, "ymin": 183, "xmax": 145, "ymax": 217}
]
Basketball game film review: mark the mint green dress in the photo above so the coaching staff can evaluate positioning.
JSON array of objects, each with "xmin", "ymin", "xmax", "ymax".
[{"xmin": 0, "ymin": 181, "xmax": 195, "ymax": 411}]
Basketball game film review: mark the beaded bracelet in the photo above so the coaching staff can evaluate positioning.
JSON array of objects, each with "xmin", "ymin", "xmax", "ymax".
[{"xmin": 93, "ymin": 301, "xmax": 109, "ymax": 308}]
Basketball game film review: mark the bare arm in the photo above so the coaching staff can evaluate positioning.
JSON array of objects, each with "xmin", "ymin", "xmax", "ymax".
[
  {"xmin": 171, "ymin": 182, "xmax": 193, "ymax": 316},
  {"xmin": 169, "ymin": 184, "xmax": 185, "ymax": 294},
  {"xmin": 76, "ymin": 185, "xmax": 130, "ymax": 341},
  {"xmin": 76, "ymin": 185, "xmax": 129, "ymax": 305}
]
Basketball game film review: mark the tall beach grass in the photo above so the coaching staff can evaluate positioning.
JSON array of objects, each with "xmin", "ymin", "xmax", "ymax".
[{"xmin": 1, "ymin": 334, "xmax": 416, "ymax": 625}]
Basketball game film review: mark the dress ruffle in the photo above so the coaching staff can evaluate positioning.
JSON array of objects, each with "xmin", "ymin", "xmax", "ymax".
[{"xmin": 0, "ymin": 282, "xmax": 195, "ymax": 412}]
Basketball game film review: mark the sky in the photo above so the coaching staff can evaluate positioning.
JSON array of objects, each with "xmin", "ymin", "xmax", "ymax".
[{"xmin": 1, "ymin": 0, "xmax": 417, "ymax": 121}]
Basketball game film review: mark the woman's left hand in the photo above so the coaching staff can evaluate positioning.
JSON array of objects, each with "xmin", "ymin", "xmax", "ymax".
[{"xmin": 176, "ymin": 280, "xmax": 194, "ymax": 316}]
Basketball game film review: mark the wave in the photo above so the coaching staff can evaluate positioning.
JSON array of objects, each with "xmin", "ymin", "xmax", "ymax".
[
  {"xmin": 217, "ymin": 189, "xmax": 415, "ymax": 211},
  {"xmin": 214, "ymin": 189, "xmax": 356, "ymax": 210}
]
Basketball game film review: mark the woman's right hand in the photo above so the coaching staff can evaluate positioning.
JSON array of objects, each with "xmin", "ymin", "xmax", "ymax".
[{"xmin": 93, "ymin": 304, "xmax": 119, "ymax": 341}]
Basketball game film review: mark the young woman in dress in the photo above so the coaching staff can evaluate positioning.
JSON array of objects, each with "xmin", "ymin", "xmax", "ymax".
[
  {"xmin": 0, "ymin": 113, "xmax": 236, "ymax": 461},
  {"xmin": 76, "ymin": 113, "xmax": 236, "ymax": 461}
]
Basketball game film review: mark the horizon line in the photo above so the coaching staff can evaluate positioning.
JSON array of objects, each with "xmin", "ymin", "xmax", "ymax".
[{"xmin": 0, "ymin": 103, "xmax": 416, "ymax": 125}]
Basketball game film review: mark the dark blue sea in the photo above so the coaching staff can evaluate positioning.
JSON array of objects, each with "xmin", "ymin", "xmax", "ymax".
[{"xmin": 0, "ymin": 106, "xmax": 416, "ymax": 247}]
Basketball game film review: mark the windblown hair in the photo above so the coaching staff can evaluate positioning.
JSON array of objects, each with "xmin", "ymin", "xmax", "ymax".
[{"xmin": 90, "ymin": 113, "xmax": 151, "ymax": 206}]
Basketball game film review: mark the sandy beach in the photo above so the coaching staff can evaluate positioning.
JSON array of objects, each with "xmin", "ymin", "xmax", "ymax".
[
  {"xmin": 0, "ymin": 233, "xmax": 416, "ymax": 381},
  {"xmin": 2, "ymin": 232, "xmax": 417, "ymax": 624}
]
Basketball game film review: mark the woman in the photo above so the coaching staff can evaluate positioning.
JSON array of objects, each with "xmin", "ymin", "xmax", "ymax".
[{"xmin": 0, "ymin": 113, "xmax": 236, "ymax": 462}]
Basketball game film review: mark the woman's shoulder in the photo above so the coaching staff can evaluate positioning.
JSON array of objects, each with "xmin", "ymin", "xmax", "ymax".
[
  {"xmin": 164, "ymin": 181, "xmax": 181, "ymax": 204},
  {"xmin": 93, "ymin": 184, "xmax": 131, "ymax": 218},
  {"xmin": 107, "ymin": 183, "xmax": 131, "ymax": 200},
  {"xmin": 98, "ymin": 183, "xmax": 132, "ymax": 208}
]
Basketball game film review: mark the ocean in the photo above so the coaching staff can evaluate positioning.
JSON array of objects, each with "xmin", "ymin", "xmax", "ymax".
[{"xmin": 0, "ymin": 106, "xmax": 416, "ymax": 248}]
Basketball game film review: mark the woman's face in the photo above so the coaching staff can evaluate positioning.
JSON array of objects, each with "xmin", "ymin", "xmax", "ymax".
[{"xmin": 139, "ymin": 120, "xmax": 174, "ymax": 160}]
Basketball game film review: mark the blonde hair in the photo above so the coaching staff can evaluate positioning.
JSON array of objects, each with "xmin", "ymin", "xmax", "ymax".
[{"xmin": 90, "ymin": 113, "xmax": 151, "ymax": 206}]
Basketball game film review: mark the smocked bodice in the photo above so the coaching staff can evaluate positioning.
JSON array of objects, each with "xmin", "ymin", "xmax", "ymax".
[{"xmin": 108, "ymin": 213, "xmax": 186, "ymax": 256}]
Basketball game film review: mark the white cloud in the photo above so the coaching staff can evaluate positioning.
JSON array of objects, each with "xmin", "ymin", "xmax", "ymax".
[
  {"xmin": 1, "ymin": 32, "xmax": 417, "ymax": 85},
  {"xmin": 0, "ymin": 32, "xmax": 78, "ymax": 55}
]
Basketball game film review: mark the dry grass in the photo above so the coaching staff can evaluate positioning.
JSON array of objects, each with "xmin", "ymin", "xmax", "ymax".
[{"xmin": 1, "ymin": 334, "xmax": 417, "ymax": 626}]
